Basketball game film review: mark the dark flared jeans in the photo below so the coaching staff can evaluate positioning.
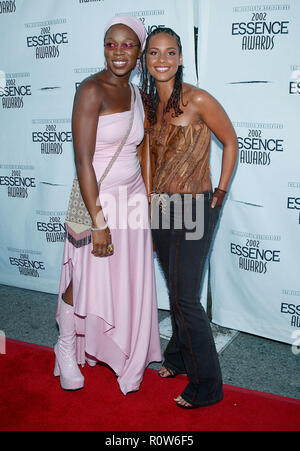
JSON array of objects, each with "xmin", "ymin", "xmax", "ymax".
[{"xmin": 151, "ymin": 191, "xmax": 223, "ymax": 406}]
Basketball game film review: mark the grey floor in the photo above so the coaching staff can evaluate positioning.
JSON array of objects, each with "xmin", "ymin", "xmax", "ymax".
[{"xmin": 0, "ymin": 283, "xmax": 299, "ymax": 401}]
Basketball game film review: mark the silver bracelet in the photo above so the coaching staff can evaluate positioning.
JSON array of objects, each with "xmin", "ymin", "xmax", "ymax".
[{"xmin": 91, "ymin": 224, "xmax": 108, "ymax": 231}]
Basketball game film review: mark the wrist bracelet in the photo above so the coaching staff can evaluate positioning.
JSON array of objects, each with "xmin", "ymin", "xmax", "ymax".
[
  {"xmin": 214, "ymin": 187, "xmax": 227, "ymax": 193},
  {"xmin": 91, "ymin": 224, "xmax": 108, "ymax": 231}
]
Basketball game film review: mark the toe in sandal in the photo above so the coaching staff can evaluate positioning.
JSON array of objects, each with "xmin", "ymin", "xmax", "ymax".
[{"xmin": 158, "ymin": 364, "xmax": 178, "ymax": 378}]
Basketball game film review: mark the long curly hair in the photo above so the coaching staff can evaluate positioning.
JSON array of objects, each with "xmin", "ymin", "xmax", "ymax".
[{"xmin": 140, "ymin": 27, "xmax": 185, "ymax": 126}]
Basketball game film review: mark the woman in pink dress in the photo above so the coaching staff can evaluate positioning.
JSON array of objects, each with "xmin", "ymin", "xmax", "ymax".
[{"xmin": 54, "ymin": 16, "xmax": 162, "ymax": 395}]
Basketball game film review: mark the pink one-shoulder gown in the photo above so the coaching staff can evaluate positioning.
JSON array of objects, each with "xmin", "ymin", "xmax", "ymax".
[{"xmin": 56, "ymin": 84, "xmax": 162, "ymax": 395}]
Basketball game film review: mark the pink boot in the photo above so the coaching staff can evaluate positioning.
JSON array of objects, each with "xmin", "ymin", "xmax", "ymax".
[{"xmin": 54, "ymin": 299, "xmax": 84, "ymax": 390}]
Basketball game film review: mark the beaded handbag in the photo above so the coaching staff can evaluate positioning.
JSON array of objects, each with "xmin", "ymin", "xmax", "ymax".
[{"xmin": 65, "ymin": 83, "xmax": 135, "ymax": 248}]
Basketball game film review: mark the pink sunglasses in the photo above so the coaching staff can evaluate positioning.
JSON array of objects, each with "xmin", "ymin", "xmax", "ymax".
[{"xmin": 104, "ymin": 42, "xmax": 140, "ymax": 51}]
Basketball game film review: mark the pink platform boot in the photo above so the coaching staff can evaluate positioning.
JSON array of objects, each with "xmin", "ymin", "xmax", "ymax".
[{"xmin": 54, "ymin": 299, "xmax": 84, "ymax": 390}]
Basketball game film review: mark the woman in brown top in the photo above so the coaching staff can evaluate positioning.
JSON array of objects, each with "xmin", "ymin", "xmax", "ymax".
[{"xmin": 140, "ymin": 28, "xmax": 238, "ymax": 409}]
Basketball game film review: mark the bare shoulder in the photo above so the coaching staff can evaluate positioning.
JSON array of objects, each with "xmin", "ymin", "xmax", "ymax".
[
  {"xmin": 184, "ymin": 84, "xmax": 218, "ymax": 107},
  {"xmin": 73, "ymin": 72, "xmax": 106, "ymax": 112},
  {"xmin": 75, "ymin": 73, "xmax": 104, "ymax": 99},
  {"xmin": 182, "ymin": 83, "xmax": 224, "ymax": 121}
]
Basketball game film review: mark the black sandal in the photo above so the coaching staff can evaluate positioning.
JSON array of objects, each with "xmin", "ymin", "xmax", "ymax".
[
  {"xmin": 175, "ymin": 400, "xmax": 201, "ymax": 409},
  {"xmin": 174, "ymin": 395, "xmax": 201, "ymax": 409},
  {"xmin": 158, "ymin": 364, "xmax": 178, "ymax": 378},
  {"xmin": 175, "ymin": 393, "xmax": 223, "ymax": 409}
]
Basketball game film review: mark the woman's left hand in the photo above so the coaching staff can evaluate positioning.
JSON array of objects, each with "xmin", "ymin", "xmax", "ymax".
[{"xmin": 211, "ymin": 188, "xmax": 227, "ymax": 208}]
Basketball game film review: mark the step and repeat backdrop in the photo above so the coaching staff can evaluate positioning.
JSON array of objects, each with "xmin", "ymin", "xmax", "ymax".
[
  {"xmin": 0, "ymin": 0, "xmax": 299, "ymax": 345},
  {"xmin": 197, "ymin": 0, "xmax": 300, "ymax": 344},
  {"xmin": 0, "ymin": 0, "xmax": 196, "ymax": 296}
]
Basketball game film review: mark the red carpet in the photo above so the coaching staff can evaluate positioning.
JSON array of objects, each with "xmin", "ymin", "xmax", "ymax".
[{"xmin": 0, "ymin": 339, "xmax": 299, "ymax": 431}]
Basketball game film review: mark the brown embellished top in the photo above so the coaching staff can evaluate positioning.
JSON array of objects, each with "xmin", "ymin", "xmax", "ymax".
[{"xmin": 148, "ymin": 119, "xmax": 212, "ymax": 197}]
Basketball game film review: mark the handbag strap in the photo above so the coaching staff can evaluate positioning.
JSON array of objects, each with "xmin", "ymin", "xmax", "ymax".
[{"xmin": 98, "ymin": 83, "xmax": 135, "ymax": 188}]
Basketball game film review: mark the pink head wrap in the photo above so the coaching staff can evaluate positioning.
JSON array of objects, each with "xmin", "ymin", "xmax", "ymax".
[{"xmin": 104, "ymin": 15, "xmax": 147, "ymax": 50}]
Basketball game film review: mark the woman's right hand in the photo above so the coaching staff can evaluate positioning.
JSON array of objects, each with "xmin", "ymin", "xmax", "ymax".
[{"xmin": 91, "ymin": 227, "xmax": 113, "ymax": 257}]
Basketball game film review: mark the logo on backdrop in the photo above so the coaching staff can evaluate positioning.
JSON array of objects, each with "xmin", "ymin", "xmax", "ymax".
[
  {"xmin": 32, "ymin": 119, "xmax": 72, "ymax": 156},
  {"xmin": 280, "ymin": 289, "xmax": 300, "ymax": 328},
  {"xmin": 8, "ymin": 247, "xmax": 46, "ymax": 278},
  {"xmin": 25, "ymin": 19, "xmax": 69, "ymax": 59},
  {"xmin": 78, "ymin": 0, "xmax": 104, "ymax": 3},
  {"xmin": 116, "ymin": 9, "xmax": 165, "ymax": 34},
  {"xmin": 0, "ymin": 165, "xmax": 36, "ymax": 198},
  {"xmin": 287, "ymin": 181, "xmax": 300, "ymax": 225},
  {"xmin": 74, "ymin": 67, "xmax": 101, "ymax": 91},
  {"xmin": 289, "ymin": 65, "xmax": 300, "ymax": 94},
  {"xmin": 232, "ymin": 122, "xmax": 284, "ymax": 166},
  {"xmin": 230, "ymin": 230, "xmax": 281, "ymax": 274},
  {"xmin": 231, "ymin": 4, "xmax": 290, "ymax": 50},
  {"xmin": 36, "ymin": 210, "xmax": 67, "ymax": 243},
  {"xmin": 0, "ymin": 0, "xmax": 16, "ymax": 13},
  {"xmin": 0, "ymin": 72, "xmax": 31, "ymax": 109}
]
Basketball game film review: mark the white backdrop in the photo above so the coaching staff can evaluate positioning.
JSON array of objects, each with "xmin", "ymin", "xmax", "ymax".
[
  {"xmin": 0, "ymin": 0, "xmax": 196, "ymax": 305},
  {"xmin": 0, "ymin": 0, "xmax": 299, "ymax": 344},
  {"xmin": 197, "ymin": 0, "xmax": 300, "ymax": 344}
]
